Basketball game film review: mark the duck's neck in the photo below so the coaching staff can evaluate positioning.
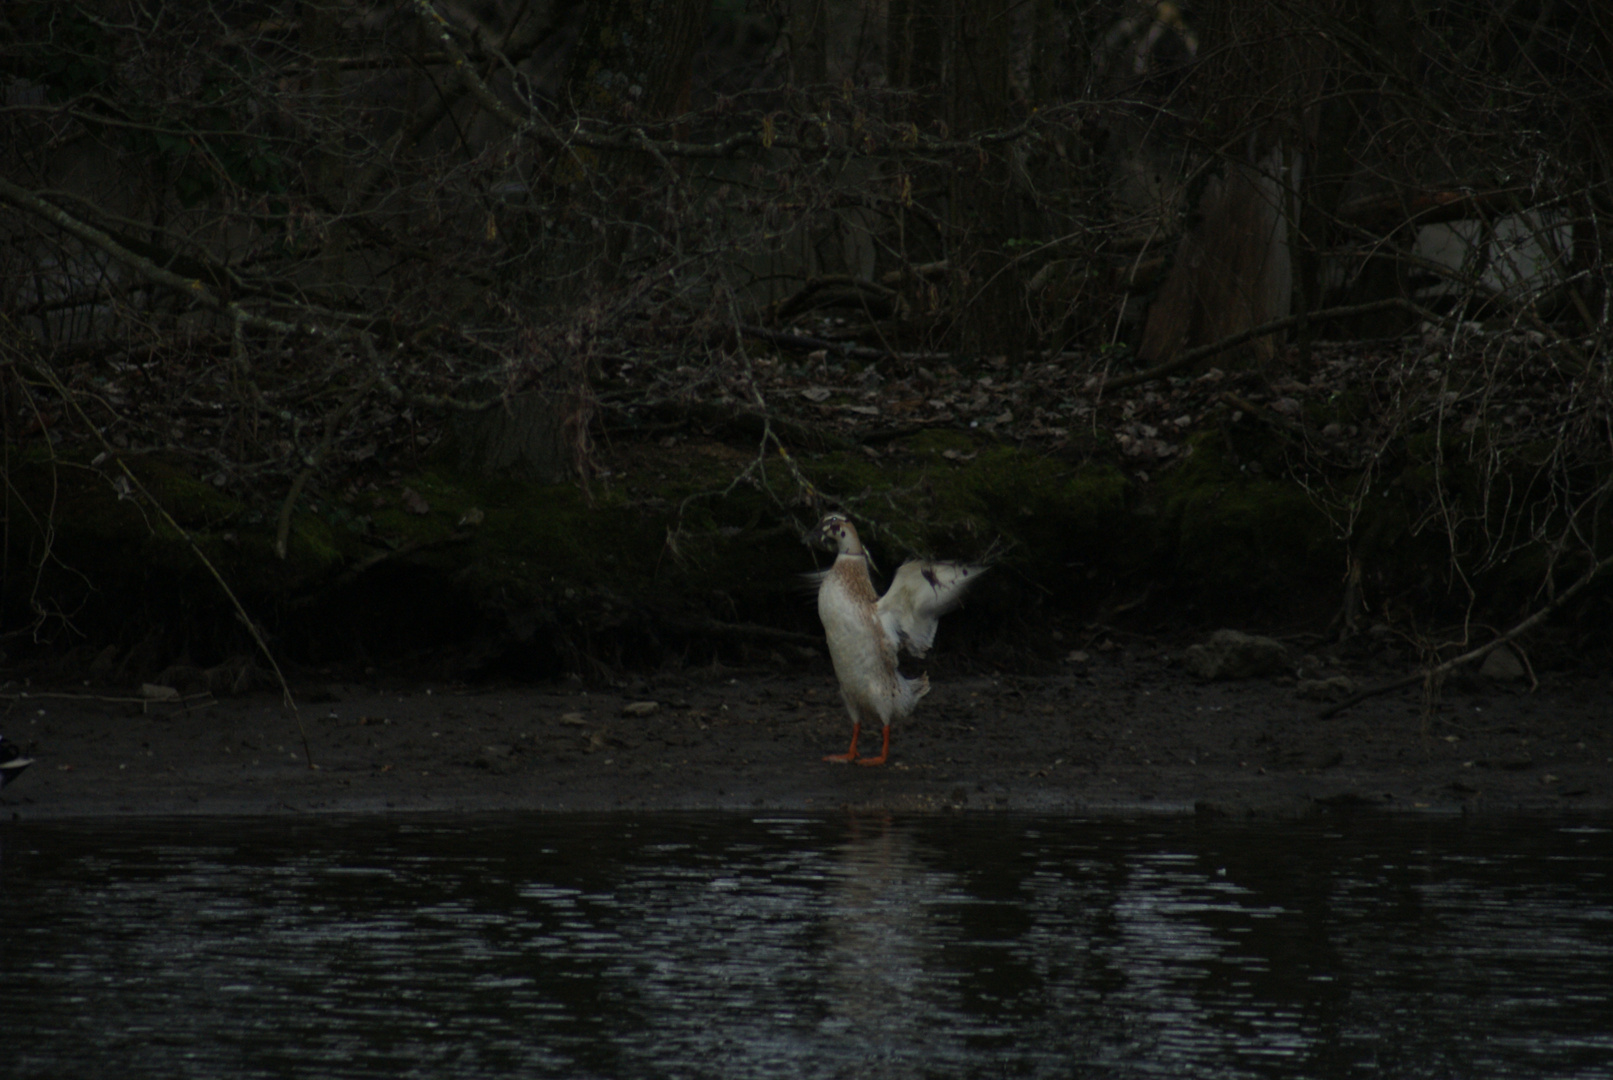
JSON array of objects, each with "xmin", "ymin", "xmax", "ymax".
[
  {"xmin": 837, "ymin": 548, "xmax": 875, "ymax": 579},
  {"xmin": 834, "ymin": 550, "xmax": 879, "ymax": 601}
]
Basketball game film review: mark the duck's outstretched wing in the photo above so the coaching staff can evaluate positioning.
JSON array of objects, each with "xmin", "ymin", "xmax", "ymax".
[{"xmin": 876, "ymin": 561, "xmax": 986, "ymax": 657}]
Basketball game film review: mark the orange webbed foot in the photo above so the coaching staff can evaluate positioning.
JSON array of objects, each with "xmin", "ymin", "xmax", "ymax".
[
  {"xmin": 823, "ymin": 722, "xmax": 861, "ymax": 763},
  {"xmin": 853, "ymin": 726, "xmax": 891, "ymax": 766}
]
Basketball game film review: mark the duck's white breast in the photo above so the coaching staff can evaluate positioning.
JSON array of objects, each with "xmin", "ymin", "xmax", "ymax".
[{"xmin": 818, "ymin": 569, "xmax": 897, "ymax": 712}]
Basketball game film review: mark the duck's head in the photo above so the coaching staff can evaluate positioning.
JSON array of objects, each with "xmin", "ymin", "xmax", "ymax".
[{"xmin": 806, "ymin": 513, "xmax": 864, "ymax": 556}]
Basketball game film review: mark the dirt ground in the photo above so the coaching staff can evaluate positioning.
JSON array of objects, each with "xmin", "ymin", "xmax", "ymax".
[{"xmin": 4, "ymin": 642, "xmax": 1610, "ymax": 821}]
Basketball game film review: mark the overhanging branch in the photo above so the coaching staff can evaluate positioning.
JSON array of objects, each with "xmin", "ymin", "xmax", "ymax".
[{"xmin": 0, "ymin": 176, "xmax": 330, "ymax": 340}]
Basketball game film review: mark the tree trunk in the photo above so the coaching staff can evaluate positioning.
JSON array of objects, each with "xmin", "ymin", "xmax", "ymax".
[
  {"xmin": 566, "ymin": 0, "xmax": 709, "ymax": 123},
  {"xmin": 461, "ymin": 0, "xmax": 710, "ymax": 484},
  {"xmin": 946, "ymin": 0, "xmax": 1028, "ymax": 365},
  {"xmin": 447, "ymin": 387, "xmax": 584, "ymax": 485},
  {"xmin": 1138, "ymin": 152, "xmax": 1292, "ymax": 369}
]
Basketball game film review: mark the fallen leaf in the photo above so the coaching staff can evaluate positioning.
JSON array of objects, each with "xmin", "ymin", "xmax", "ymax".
[
  {"xmin": 622, "ymin": 701, "xmax": 660, "ymax": 717},
  {"xmin": 559, "ymin": 712, "xmax": 587, "ymax": 726},
  {"xmin": 801, "ymin": 387, "xmax": 833, "ymax": 402}
]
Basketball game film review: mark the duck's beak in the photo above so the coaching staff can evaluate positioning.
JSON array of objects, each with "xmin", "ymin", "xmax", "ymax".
[{"xmin": 804, "ymin": 520, "xmax": 834, "ymax": 551}]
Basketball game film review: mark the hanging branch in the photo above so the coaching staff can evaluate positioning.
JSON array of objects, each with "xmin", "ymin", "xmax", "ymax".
[{"xmin": 0, "ymin": 177, "xmax": 343, "ymax": 341}]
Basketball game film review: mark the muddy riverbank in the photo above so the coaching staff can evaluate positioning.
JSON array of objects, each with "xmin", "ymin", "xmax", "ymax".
[{"xmin": 4, "ymin": 644, "xmax": 1608, "ymax": 820}]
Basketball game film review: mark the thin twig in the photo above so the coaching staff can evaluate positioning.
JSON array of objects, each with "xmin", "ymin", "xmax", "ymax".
[
  {"xmin": 0, "ymin": 690, "xmax": 216, "ymax": 709},
  {"xmin": 275, "ymin": 370, "xmax": 380, "ymax": 559},
  {"xmin": 31, "ymin": 360, "xmax": 315, "ymax": 767}
]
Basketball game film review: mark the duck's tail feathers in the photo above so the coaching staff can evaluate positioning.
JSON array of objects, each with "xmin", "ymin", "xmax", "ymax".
[{"xmin": 896, "ymin": 671, "xmax": 930, "ymax": 715}]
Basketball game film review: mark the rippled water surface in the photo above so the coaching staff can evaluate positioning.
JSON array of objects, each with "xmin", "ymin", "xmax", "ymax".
[{"xmin": 3, "ymin": 812, "xmax": 1611, "ymax": 1079}]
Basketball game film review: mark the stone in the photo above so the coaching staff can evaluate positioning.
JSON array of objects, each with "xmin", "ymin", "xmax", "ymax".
[
  {"xmin": 1297, "ymin": 675, "xmax": 1355, "ymax": 701},
  {"xmin": 1479, "ymin": 646, "xmax": 1526, "ymax": 681},
  {"xmin": 474, "ymin": 744, "xmax": 519, "ymax": 774},
  {"xmin": 1183, "ymin": 629, "xmax": 1292, "ymax": 680}
]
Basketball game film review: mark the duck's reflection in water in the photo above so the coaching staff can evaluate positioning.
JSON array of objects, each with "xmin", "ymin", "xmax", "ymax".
[{"xmin": 816, "ymin": 813, "xmax": 961, "ymax": 1074}]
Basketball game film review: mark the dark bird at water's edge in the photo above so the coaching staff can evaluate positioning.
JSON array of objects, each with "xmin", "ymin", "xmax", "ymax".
[{"xmin": 0, "ymin": 734, "xmax": 33, "ymax": 791}]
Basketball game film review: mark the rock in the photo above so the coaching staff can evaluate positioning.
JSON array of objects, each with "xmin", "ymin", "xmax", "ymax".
[
  {"xmin": 1479, "ymin": 646, "xmax": 1526, "ymax": 681},
  {"xmin": 1183, "ymin": 629, "xmax": 1292, "ymax": 680},
  {"xmin": 1296, "ymin": 675, "xmax": 1354, "ymax": 701},
  {"xmin": 399, "ymin": 486, "xmax": 431, "ymax": 515},
  {"xmin": 88, "ymin": 644, "xmax": 122, "ymax": 681},
  {"xmin": 474, "ymin": 744, "xmax": 519, "ymax": 774}
]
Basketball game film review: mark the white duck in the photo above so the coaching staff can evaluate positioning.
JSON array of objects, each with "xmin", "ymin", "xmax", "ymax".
[{"xmin": 805, "ymin": 513, "xmax": 985, "ymax": 765}]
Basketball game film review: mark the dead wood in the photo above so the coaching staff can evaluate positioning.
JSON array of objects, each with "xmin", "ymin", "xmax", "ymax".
[
  {"xmin": 1319, "ymin": 551, "xmax": 1613, "ymax": 719},
  {"xmin": 1100, "ymin": 298, "xmax": 1451, "ymax": 391}
]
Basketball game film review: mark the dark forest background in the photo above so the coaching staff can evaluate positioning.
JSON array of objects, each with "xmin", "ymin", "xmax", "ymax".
[{"xmin": 2, "ymin": 1, "xmax": 1610, "ymax": 685}]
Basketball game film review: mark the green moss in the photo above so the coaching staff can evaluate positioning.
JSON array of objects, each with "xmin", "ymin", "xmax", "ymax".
[
  {"xmin": 10, "ymin": 401, "xmax": 1606, "ymax": 667},
  {"xmin": 1169, "ymin": 477, "xmax": 1339, "ymax": 600},
  {"xmin": 902, "ymin": 429, "xmax": 979, "ymax": 457},
  {"xmin": 789, "ymin": 434, "xmax": 1133, "ymax": 600},
  {"xmin": 1151, "ymin": 433, "xmax": 1343, "ymax": 605}
]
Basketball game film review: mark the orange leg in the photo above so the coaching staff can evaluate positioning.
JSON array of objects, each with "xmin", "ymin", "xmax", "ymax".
[
  {"xmin": 823, "ymin": 721, "xmax": 862, "ymax": 763},
  {"xmin": 855, "ymin": 725, "xmax": 891, "ymax": 766}
]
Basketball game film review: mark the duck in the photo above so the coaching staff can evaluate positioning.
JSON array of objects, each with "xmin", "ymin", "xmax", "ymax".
[
  {"xmin": 0, "ymin": 734, "xmax": 33, "ymax": 791},
  {"xmin": 805, "ymin": 513, "xmax": 985, "ymax": 765}
]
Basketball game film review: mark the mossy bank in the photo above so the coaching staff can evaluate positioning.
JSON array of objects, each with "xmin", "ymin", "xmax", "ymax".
[{"xmin": 3, "ymin": 416, "xmax": 1609, "ymax": 680}]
